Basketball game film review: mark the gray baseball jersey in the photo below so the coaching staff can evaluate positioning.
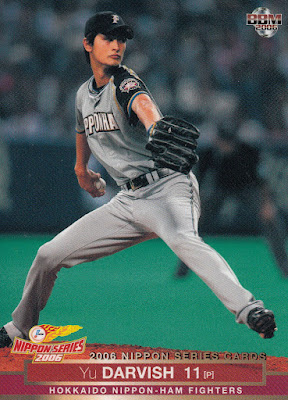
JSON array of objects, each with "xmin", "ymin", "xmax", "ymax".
[
  {"xmin": 5, "ymin": 65, "xmax": 266, "ymax": 342},
  {"xmin": 75, "ymin": 65, "xmax": 160, "ymax": 185}
]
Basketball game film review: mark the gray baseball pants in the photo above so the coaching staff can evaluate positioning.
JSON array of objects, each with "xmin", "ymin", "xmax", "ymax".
[{"xmin": 5, "ymin": 171, "xmax": 263, "ymax": 339}]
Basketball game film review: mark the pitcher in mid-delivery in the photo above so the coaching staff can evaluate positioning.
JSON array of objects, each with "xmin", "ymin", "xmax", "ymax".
[{"xmin": 0, "ymin": 11, "xmax": 276, "ymax": 348}]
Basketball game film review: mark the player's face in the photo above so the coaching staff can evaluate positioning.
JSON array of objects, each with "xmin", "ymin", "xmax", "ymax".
[{"xmin": 85, "ymin": 33, "xmax": 127, "ymax": 68}]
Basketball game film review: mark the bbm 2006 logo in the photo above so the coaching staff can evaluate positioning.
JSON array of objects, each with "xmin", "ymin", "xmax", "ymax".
[{"xmin": 246, "ymin": 7, "xmax": 282, "ymax": 38}]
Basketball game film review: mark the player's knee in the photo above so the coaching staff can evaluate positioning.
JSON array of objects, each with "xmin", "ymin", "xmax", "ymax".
[
  {"xmin": 35, "ymin": 242, "xmax": 58, "ymax": 272},
  {"xmin": 168, "ymin": 231, "xmax": 200, "ymax": 254}
]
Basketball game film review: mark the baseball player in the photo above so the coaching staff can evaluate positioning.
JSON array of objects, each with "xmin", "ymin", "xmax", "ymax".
[{"xmin": 0, "ymin": 11, "xmax": 276, "ymax": 348}]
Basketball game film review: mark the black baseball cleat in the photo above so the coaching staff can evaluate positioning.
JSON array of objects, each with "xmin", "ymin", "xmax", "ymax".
[
  {"xmin": 0, "ymin": 327, "xmax": 12, "ymax": 348},
  {"xmin": 247, "ymin": 308, "xmax": 277, "ymax": 339}
]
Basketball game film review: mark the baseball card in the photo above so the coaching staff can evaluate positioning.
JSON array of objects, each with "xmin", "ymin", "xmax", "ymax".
[{"xmin": 0, "ymin": 1, "xmax": 287, "ymax": 399}]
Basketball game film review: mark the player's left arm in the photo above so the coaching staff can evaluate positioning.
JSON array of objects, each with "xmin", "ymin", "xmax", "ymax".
[
  {"xmin": 114, "ymin": 67, "xmax": 161, "ymax": 130},
  {"xmin": 130, "ymin": 93, "xmax": 161, "ymax": 130}
]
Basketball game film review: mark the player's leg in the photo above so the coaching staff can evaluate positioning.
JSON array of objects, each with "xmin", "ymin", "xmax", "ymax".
[
  {"xmin": 134, "ymin": 172, "xmax": 276, "ymax": 338},
  {"xmin": 174, "ymin": 190, "xmax": 226, "ymax": 277},
  {"xmin": 3, "ymin": 191, "xmax": 155, "ymax": 343}
]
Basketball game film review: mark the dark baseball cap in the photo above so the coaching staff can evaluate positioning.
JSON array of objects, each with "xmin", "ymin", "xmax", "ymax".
[{"xmin": 84, "ymin": 11, "xmax": 134, "ymax": 39}]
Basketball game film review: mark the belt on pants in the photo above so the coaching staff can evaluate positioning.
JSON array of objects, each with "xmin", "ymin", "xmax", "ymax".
[{"xmin": 121, "ymin": 168, "xmax": 173, "ymax": 191}]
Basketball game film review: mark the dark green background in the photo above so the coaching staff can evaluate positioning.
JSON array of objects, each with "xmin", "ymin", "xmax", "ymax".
[{"xmin": 1, "ymin": 235, "xmax": 286, "ymax": 357}]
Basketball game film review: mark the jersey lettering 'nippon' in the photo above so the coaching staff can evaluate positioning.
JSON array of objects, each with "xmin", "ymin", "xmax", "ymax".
[{"xmin": 84, "ymin": 112, "xmax": 119, "ymax": 135}]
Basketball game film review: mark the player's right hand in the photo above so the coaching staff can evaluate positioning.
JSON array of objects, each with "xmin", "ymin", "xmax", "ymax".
[{"xmin": 75, "ymin": 169, "xmax": 106, "ymax": 197}]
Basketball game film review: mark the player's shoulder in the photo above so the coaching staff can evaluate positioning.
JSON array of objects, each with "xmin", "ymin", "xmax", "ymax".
[
  {"xmin": 75, "ymin": 76, "xmax": 94, "ymax": 109},
  {"xmin": 112, "ymin": 65, "xmax": 149, "ymax": 124},
  {"xmin": 76, "ymin": 76, "xmax": 93, "ymax": 97},
  {"xmin": 113, "ymin": 65, "xmax": 144, "ymax": 90},
  {"xmin": 113, "ymin": 65, "xmax": 141, "ymax": 80}
]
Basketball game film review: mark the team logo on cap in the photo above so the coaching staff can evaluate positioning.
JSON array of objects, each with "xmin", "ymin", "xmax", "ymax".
[
  {"xmin": 112, "ymin": 14, "xmax": 120, "ymax": 24},
  {"xmin": 119, "ymin": 78, "xmax": 140, "ymax": 93}
]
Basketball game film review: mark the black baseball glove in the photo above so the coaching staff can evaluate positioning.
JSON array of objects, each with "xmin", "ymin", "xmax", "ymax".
[{"xmin": 145, "ymin": 116, "xmax": 200, "ymax": 174}]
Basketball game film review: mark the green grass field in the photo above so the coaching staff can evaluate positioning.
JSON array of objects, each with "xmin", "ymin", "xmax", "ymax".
[{"xmin": 0, "ymin": 234, "xmax": 287, "ymax": 357}]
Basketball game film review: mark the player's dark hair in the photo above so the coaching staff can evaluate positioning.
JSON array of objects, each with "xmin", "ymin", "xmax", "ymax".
[{"xmin": 84, "ymin": 32, "xmax": 96, "ymax": 65}]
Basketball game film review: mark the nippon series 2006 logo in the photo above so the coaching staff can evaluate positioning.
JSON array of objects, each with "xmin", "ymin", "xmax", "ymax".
[
  {"xmin": 11, "ymin": 324, "xmax": 86, "ymax": 363},
  {"xmin": 246, "ymin": 7, "xmax": 282, "ymax": 38}
]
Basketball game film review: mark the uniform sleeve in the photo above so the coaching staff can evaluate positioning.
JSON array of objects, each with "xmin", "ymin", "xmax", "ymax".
[
  {"xmin": 113, "ymin": 66, "xmax": 152, "ymax": 125},
  {"xmin": 75, "ymin": 92, "xmax": 85, "ymax": 134}
]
